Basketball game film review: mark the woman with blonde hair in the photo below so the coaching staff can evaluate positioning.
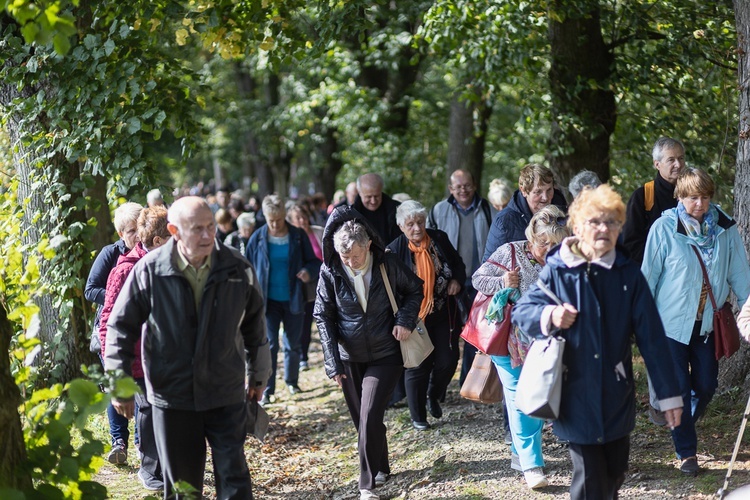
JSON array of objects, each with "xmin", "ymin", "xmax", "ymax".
[
  {"xmin": 513, "ymin": 184, "xmax": 682, "ymax": 499},
  {"xmin": 472, "ymin": 205, "xmax": 569, "ymax": 489}
]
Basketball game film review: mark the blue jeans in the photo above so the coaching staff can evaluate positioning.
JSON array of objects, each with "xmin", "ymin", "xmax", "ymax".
[
  {"xmin": 265, "ymin": 299, "xmax": 304, "ymax": 396},
  {"xmin": 100, "ymin": 353, "xmax": 133, "ymax": 446},
  {"xmin": 668, "ymin": 323, "xmax": 718, "ymax": 459},
  {"xmin": 491, "ymin": 355, "xmax": 544, "ymax": 470}
]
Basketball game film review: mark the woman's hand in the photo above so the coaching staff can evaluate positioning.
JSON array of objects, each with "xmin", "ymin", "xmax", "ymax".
[
  {"xmin": 504, "ymin": 268, "xmax": 521, "ymax": 288},
  {"xmin": 332, "ymin": 374, "xmax": 347, "ymax": 387},
  {"xmin": 393, "ymin": 325, "xmax": 412, "ymax": 341},
  {"xmin": 296, "ymin": 269, "xmax": 311, "ymax": 283},
  {"xmin": 447, "ymin": 279, "xmax": 461, "ymax": 296},
  {"xmin": 552, "ymin": 303, "xmax": 578, "ymax": 329}
]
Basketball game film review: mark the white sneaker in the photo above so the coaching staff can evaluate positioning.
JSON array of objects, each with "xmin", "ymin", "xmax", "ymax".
[
  {"xmin": 524, "ymin": 467, "xmax": 549, "ymax": 489},
  {"xmin": 374, "ymin": 471, "xmax": 388, "ymax": 487},
  {"xmin": 359, "ymin": 489, "xmax": 380, "ymax": 500},
  {"xmin": 510, "ymin": 452, "xmax": 522, "ymax": 472}
]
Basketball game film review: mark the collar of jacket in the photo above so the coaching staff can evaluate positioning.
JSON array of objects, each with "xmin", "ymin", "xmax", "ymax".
[
  {"xmin": 666, "ymin": 204, "xmax": 735, "ymax": 236},
  {"xmin": 151, "ymin": 237, "xmax": 239, "ymax": 280}
]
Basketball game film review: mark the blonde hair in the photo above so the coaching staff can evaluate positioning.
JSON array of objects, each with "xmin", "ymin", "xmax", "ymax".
[
  {"xmin": 487, "ymin": 179, "xmax": 512, "ymax": 209},
  {"xmin": 525, "ymin": 205, "xmax": 570, "ymax": 247},
  {"xmin": 674, "ymin": 168, "xmax": 714, "ymax": 199},
  {"xmin": 568, "ymin": 184, "xmax": 625, "ymax": 230}
]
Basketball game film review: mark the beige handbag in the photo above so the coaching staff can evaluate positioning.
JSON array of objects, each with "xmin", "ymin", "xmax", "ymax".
[
  {"xmin": 460, "ymin": 352, "xmax": 503, "ymax": 404},
  {"xmin": 380, "ymin": 264, "xmax": 434, "ymax": 368}
]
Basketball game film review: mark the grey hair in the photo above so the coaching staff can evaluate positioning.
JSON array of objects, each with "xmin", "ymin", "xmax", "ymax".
[
  {"xmin": 333, "ymin": 221, "xmax": 371, "ymax": 254},
  {"xmin": 113, "ymin": 202, "xmax": 144, "ymax": 233},
  {"xmin": 396, "ymin": 200, "xmax": 427, "ymax": 226},
  {"xmin": 261, "ymin": 194, "xmax": 285, "ymax": 218},
  {"xmin": 146, "ymin": 189, "xmax": 163, "ymax": 204},
  {"xmin": 487, "ymin": 178, "xmax": 512, "ymax": 208},
  {"xmin": 525, "ymin": 205, "xmax": 570, "ymax": 247},
  {"xmin": 568, "ymin": 170, "xmax": 602, "ymax": 199},
  {"xmin": 236, "ymin": 212, "xmax": 256, "ymax": 229},
  {"xmin": 356, "ymin": 173, "xmax": 384, "ymax": 192},
  {"xmin": 652, "ymin": 136, "xmax": 685, "ymax": 162}
]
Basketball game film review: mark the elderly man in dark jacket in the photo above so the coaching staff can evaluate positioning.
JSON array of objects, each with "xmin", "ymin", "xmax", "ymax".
[
  {"xmin": 314, "ymin": 206, "xmax": 423, "ymax": 500},
  {"xmin": 105, "ymin": 196, "xmax": 271, "ymax": 500}
]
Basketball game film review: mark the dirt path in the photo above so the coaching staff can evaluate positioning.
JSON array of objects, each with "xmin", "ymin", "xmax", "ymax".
[{"xmin": 94, "ymin": 340, "xmax": 750, "ymax": 499}]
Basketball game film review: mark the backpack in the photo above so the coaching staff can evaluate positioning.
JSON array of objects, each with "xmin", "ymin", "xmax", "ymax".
[{"xmin": 644, "ymin": 180, "xmax": 655, "ymax": 212}]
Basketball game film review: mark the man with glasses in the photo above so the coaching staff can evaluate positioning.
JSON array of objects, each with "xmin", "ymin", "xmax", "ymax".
[
  {"xmin": 428, "ymin": 170, "xmax": 496, "ymax": 392},
  {"xmin": 621, "ymin": 136, "xmax": 686, "ymax": 428}
]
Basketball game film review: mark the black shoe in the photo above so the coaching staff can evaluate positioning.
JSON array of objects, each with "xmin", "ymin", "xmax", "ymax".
[
  {"xmin": 412, "ymin": 420, "xmax": 431, "ymax": 431},
  {"xmin": 107, "ymin": 439, "xmax": 127, "ymax": 465},
  {"xmin": 427, "ymin": 398, "xmax": 443, "ymax": 419},
  {"xmin": 680, "ymin": 457, "xmax": 699, "ymax": 476}
]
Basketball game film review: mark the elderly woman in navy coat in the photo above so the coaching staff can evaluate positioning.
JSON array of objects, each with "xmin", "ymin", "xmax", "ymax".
[{"xmin": 512, "ymin": 184, "xmax": 683, "ymax": 500}]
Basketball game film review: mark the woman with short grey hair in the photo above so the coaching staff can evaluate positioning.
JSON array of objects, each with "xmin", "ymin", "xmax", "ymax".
[
  {"xmin": 315, "ymin": 206, "xmax": 423, "ymax": 500},
  {"xmin": 388, "ymin": 200, "xmax": 465, "ymax": 431}
]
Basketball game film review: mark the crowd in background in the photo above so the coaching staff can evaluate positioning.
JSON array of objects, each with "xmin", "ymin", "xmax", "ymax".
[{"xmin": 88, "ymin": 137, "xmax": 750, "ymax": 500}]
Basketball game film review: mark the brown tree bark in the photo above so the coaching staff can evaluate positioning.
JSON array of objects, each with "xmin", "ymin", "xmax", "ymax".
[
  {"xmin": 447, "ymin": 87, "xmax": 493, "ymax": 190},
  {"xmin": 547, "ymin": 0, "xmax": 616, "ymax": 186},
  {"xmin": 719, "ymin": 1, "xmax": 750, "ymax": 391},
  {"xmin": 0, "ymin": 302, "xmax": 32, "ymax": 491}
]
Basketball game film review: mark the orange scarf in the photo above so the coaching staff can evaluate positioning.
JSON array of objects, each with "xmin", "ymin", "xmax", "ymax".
[{"xmin": 408, "ymin": 234, "xmax": 435, "ymax": 320}]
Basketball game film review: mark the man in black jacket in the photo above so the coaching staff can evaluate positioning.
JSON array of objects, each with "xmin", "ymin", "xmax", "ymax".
[
  {"xmin": 620, "ymin": 137, "xmax": 686, "ymax": 428},
  {"xmin": 352, "ymin": 173, "xmax": 401, "ymax": 246},
  {"xmin": 621, "ymin": 137, "xmax": 686, "ymax": 265},
  {"xmin": 105, "ymin": 196, "xmax": 271, "ymax": 499}
]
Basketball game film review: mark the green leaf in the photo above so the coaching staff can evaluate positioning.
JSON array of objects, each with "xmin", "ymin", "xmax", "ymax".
[
  {"xmin": 67, "ymin": 379, "xmax": 100, "ymax": 407},
  {"xmin": 126, "ymin": 117, "xmax": 142, "ymax": 135}
]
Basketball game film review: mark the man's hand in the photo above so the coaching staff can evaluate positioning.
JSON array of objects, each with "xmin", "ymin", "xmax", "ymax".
[
  {"xmin": 112, "ymin": 399, "xmax": 135, "ymax": 419},
  {"xmin": 332, "ymin": 374, "xmax": 347, "ymax": 387},
  {"xmin": 247, "ymin": 385, "xmax": 266, "ymax": 402},
  {"xmin": 664, "ymin": 407, "xmax": 683, "ymax": 429},
  {"xmin": 551, "ymin": 303, "xmax": 578, "ymax": 329},
  {"xmin": 392, "ymin": 325, "xmax": 412, "ymax": 341}
]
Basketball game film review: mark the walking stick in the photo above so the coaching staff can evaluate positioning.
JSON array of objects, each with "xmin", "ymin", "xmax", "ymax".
[{"xmin": 717, "ymin": 389, "xmax": 750, "ymax": 498}]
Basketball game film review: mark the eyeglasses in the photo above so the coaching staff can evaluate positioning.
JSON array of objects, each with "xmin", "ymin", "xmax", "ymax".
[
  {"xmin": 584, "ymin": 219, "xmax": 622, "ymax": 231},
  {"xmin": 450, "ymin": 184, "xmax": 475, "ymax": 192},
  {"xmin": 538, "ymin": 215, "xmax": 567, "ymax": 227}
]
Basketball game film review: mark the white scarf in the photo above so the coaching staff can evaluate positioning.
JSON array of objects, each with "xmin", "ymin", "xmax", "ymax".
[{"xmin": 343, "ymin": 251, "xmax": 373, "ymax": 312}]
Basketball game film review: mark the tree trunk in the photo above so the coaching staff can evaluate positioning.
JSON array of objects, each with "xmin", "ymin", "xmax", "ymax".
[
  {"xmin": 547, "ymin": 0, "xmax": 616, "ymax": 186},
  {"xmin": 1, "ymin": 52, "xmax": 90, "ymax": 384},
  {"xmin": 86, "ymin": 174, "xmax": 114, "ymax": 254},
  {"xmin": 0, "ymin": 302, "xmax": 32, "ymax": 491},
  {"xmin": 447, "ymin": 87, "xmax": 493, "ymax": 190},
  {"xmin": 719, "ymin": 1, "xmax": 750, "ymax": 392},
  {"xmin": 316, "ymin": 118, "xmax": 343, "ymax": 202}
]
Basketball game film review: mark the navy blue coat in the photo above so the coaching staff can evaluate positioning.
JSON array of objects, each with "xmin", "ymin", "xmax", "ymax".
[
  {"xmin": 511, "ymin": 244, "xmax": 681, "ymax": 445},
  {"xmin": 245, "ymin": 223, "xmax": 322, "ymax": 315}
]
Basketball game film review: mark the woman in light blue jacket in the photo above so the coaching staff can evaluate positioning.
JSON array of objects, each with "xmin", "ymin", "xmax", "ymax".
[{"xmin": 642, "ymin": 168, "xmax": 750, "ymax": 476}]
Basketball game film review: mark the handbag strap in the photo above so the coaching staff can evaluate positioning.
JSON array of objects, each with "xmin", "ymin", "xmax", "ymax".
[
  {"xmin": 486, "ymin": 244, "xmax": 517, "ymax": 272},
  {"xmin": 690, "ymin": 246, "xmax": 718, "ymax": 310},
  {"xmin": 379, "ymin": 264, "xmax": 399, "ymax": 315}
]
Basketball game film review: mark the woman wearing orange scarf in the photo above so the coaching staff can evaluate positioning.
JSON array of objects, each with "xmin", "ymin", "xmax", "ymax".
[{"xmin": 387, "ymin": 200, "xmax": 466, "ymax": 430}]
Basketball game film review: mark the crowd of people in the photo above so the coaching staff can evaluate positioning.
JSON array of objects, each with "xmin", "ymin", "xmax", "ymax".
[{"xmin": 86, "ymin": 136, "xmax": 750, "ymax": 500}]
